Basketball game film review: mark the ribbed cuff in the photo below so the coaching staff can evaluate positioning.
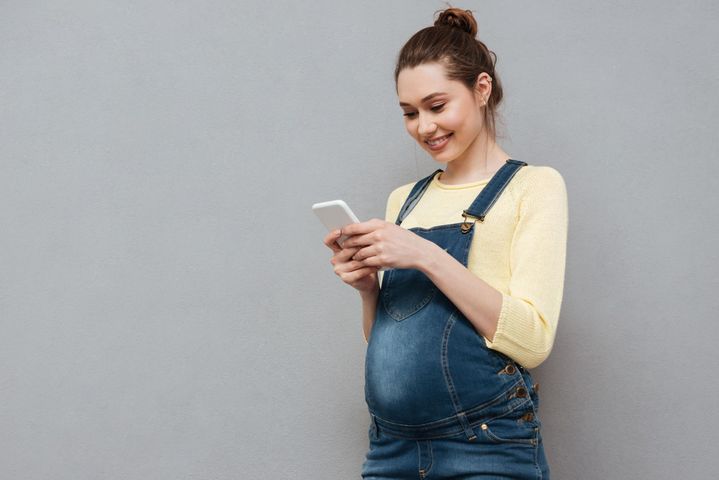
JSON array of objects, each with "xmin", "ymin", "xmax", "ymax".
[{"xmin": 484, "ymin": 293, "xmax": 553, "ymax": 369}]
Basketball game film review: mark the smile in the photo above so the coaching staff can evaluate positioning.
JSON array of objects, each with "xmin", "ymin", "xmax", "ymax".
[{"xmin": 426, "ymin": 133, "xmax": 453, "ymax": 149}]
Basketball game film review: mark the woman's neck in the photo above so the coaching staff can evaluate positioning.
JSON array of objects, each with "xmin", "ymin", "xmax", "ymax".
[{"xmin": 438, "ymin": 139, "xmax": 510, "ymax": 185}]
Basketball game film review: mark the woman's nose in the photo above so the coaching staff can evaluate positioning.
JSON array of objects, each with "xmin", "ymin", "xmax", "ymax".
[{"xmin": 417, "ymin": 116, "xmax": 436, "ymax": 137}]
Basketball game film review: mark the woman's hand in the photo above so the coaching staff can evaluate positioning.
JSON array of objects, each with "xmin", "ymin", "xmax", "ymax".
[
  {"xmin": 339, "ymin": 219, "xmax": 433, "ymax": 271},
  {"xmin": 323, "ymin": 229, "xmax": 379, "ymax": 295}
]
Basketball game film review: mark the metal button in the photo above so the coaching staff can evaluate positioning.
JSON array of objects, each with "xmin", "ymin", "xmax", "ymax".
[
  {"xmin": 522, "ymin": 412, "xmax": 534, "ymax": 422},
  {"xmin": 516, "ymin": 386, "xmax": 528, "ymax": 398},
  {"xmin": 480, "ymin": 423, "xmax": 488, "ymax": 430},
  {"xmin": 498, "ymin": 364, "xmax": 517, "ymax": 375}
]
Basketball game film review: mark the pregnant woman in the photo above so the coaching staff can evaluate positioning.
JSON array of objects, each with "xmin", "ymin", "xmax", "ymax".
[{"xmin": 323, "ymin": 7, "xmax": 568, "ymax": 479}]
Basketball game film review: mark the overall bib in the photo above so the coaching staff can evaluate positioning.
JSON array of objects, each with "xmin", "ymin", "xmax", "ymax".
[{"xmin": 362, "ymin": 159, "xmax": 550, "ymax": 479}]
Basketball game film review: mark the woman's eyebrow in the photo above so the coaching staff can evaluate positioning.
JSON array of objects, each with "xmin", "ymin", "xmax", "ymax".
[{"xmin": 399, "ymin": 92, "xmax": 448, "ymax": 107}]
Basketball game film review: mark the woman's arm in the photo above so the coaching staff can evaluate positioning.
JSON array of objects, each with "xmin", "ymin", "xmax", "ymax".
[
  {"xmin": 418, "ymin": 167, "xmax": 568, "ymax": 368},
  {"xmin": 419, "ymin": 245, "xmax": 504, "ymax": 342},
  {"xmin": 360, "ymin": 287, "xmax": 379, "ymax": 343},
  {"xmin": 359, "ymin": 185, "xmax": 405, "ymax": 343}
]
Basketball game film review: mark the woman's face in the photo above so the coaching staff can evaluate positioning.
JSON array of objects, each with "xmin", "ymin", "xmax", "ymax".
[{"xmin": 397, "ymin": 62, "xmax": 490, "ymax": 164}]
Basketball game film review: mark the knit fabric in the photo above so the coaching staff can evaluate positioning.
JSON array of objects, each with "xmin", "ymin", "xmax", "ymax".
[{"xmin": 376, "ymin": 165, "xmax": 568, "ymax": 369}]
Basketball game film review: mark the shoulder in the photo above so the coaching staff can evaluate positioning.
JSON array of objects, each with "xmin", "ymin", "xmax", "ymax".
[
  {"xmin": 515, "ymin": 164, "xmax": 565, "ymax": 186},
  {"xmin": 387, "ymin": 180, "xmax": 415, "ymax": 205},
  {"xmin": 508, "ymin": 164, "xmax": 568, "ymax": 225},
  {"xmin": 511, "ymin": 164, "xmax": 567, "ymax": 201},
  {"xmin": 383, "ymin": 181, "xmax": 415, "ymax": 223},
  {"xmin": 383, "ymin": 172, "xmax": 434, "ymax": 222},
  {"xmin": 386, "ymin": 168, "xmax": 439, "ymax": 206}
]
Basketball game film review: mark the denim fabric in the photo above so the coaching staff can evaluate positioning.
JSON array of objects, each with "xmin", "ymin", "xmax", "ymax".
[{"xmin": 362, "ymin": 160, "xmax": 550, "ymax": 479}]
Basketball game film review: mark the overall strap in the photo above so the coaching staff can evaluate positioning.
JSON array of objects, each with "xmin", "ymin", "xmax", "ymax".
[
  {"xmin": 394, "ymin": 168, "xmax": 443, "ymax": 225},
  {"xmin": 462, "ymin": 159, "xmax": 527, "ymax": 225}
]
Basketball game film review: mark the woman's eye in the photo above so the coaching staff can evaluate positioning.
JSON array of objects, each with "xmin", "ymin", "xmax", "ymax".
[{"xmin": 403, "ymin": 104, "xmax": 445, "ymax": 118}]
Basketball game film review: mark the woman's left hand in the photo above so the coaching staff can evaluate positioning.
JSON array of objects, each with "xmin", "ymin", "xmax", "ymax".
[{"xmin": 339, "ymin": 219, "xmax": 434, "ymax": 271}]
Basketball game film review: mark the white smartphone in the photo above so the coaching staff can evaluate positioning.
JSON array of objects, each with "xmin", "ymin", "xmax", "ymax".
[
  {"xmin": 312, "ymin": 199, "xmax": 360, "ymax": 247},
  {"xmin": 312, "ymin": 199, "xmax": 386, "ymax": 272}
]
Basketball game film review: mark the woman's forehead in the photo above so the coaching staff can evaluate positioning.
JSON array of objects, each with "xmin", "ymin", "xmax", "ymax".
[{"xmin": 398, "ymin": 65, "xmax": 459, "ymax": 104}]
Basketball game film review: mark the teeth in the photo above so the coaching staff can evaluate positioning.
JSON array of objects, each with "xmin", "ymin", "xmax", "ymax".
[{"xmin": 428, "ymin": 134, "xmax": 450, "ymax": 145}]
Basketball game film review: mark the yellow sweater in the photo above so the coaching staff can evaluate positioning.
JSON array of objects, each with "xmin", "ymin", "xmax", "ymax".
[{"xmin": 377, "ymin": 165, "xmax": 568, "ymax": 369}]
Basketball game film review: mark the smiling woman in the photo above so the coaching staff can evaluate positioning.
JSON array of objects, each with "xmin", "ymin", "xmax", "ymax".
[
  {"xmin": 322, "ymin": 6, "xmax": 567, "ymax": 479},
  {"xmin": 396, "ymin": 13, "xmax": 503, "ymax": 169},
  {"xmin": 396, "ymin": 61, "xmax": 502, "ymax": 179}
]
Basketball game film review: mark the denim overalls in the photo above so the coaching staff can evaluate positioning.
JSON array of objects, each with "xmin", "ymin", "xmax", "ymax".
[{"xmin": 362, "ymin": 159, "xmax": 550, "ymax": 479}]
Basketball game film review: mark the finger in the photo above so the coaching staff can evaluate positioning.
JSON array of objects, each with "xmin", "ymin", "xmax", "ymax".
[
  {"xmin": 323, "ymin": 229, "xmax": 343, "ymax": 253},
  {"xmin": 331, "ymin": 246, "xmax": 360, "ymax": 267},
  {"xmin": 350, "ymin": 245, "xmax": 379, "ymax": 263},
  {"xmin": 340, "ymin": 265, "xmax": 378, "ymax": 283},
  {"xmin": 334, "ymin": 258, "xmax": 368, "ymax": 277},
  {"xmin": 338, "ymin": 246, "xmax": 361, "ymax": 260},
  {"xmin": 342, "ymin": 231, "xmax": 376, "ymax": 249},
  {"xmin": 350, "ymin": 246, "xmax": 365, "ymax": 261},
  {"xmin": 353, "ymin": 253, "xmax": 381, "ymax": 269},
  {"xmin": 340, "ymin": 218, "xmax": 385, "ymax": 238},
  {"xmin": 340, "ymin": 252, "xmax": 380, "ymax": 275},
  {"xmin": 353, "ymin": 267, "xmax": 378, "ymax": 281}
]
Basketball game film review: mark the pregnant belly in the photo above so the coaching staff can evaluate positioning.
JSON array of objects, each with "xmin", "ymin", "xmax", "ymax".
[
  {"xmin": 365, "ymin": 312, "xmax": 511, "ymax": 425},
  {"xmin": 364, "ymin": 316, "xmax": 456, "ymax": 425}
]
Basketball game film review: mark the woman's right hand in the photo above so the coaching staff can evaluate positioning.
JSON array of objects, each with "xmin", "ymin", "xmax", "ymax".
[{"xmin": 323, "ymin": 229, "xmax": 379, "ymax": 295}]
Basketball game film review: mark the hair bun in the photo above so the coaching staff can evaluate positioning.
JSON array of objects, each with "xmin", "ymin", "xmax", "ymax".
[{"xmin": 434, "ymin": 7, "xmax": 478, "ymax": 37}]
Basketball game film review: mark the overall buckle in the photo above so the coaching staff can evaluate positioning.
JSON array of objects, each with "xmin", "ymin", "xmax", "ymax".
[{"xmin": 460, "ymin": 210, "xmax": 483, "ymax": 234}]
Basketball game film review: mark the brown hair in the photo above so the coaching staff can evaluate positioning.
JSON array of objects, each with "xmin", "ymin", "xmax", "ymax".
[{"xmin": 394, "ymin": 6, "xmax": 503, "ymax": 142}]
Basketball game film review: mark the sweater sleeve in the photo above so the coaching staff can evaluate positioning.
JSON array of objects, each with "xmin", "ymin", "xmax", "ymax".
[
  {"xmin": 484, "ymin": 167, "xmax": 569, "ymax": 369},
  {"xmin": 384, "ymin": 184, "xmax": 406, "ymax": 223}
]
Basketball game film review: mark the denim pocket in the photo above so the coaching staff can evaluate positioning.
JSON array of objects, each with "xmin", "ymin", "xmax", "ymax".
[
  {"xmin": 476, "ymin": 401, "xmax": 539, "ymax": 446},
  {"xmin": 380, "ymin": 267, "xmax": 437, "ymax": 321}
]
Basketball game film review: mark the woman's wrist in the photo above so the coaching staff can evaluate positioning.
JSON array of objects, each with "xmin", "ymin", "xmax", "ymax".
[
  {"xmin": 416, "ymin": 239, "xmax": 443, "ymax": 274},
  {"xmin": 359, "ymin": 284, "xmax": 379, "ymax": 300}
]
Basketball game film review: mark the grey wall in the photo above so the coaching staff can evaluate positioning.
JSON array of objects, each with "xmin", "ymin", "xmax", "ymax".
[{"xmin": 2, "ymin": 1, "xmax": 717, "ymax": 478}]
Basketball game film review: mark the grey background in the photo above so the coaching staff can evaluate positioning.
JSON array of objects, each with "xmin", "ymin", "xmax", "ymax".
[{"xmin": 2, "ymin": 1, "xmax": 717, "ymax": 478}]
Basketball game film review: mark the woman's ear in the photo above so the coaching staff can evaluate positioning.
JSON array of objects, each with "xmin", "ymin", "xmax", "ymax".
[{"xmin": 474, "ymin": 72, "xmax": 492, "ymax": 105}]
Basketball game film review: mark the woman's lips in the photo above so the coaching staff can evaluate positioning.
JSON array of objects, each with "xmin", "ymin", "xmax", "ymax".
[{"xmin": 425, "ymin": 133, "xmax": 453, "ymax": 151}]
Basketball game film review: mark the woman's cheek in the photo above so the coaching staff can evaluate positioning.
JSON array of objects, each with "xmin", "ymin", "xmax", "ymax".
[{"xmin": 442, "ymin": 110, "xmax": 464, "ymax": 131}]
